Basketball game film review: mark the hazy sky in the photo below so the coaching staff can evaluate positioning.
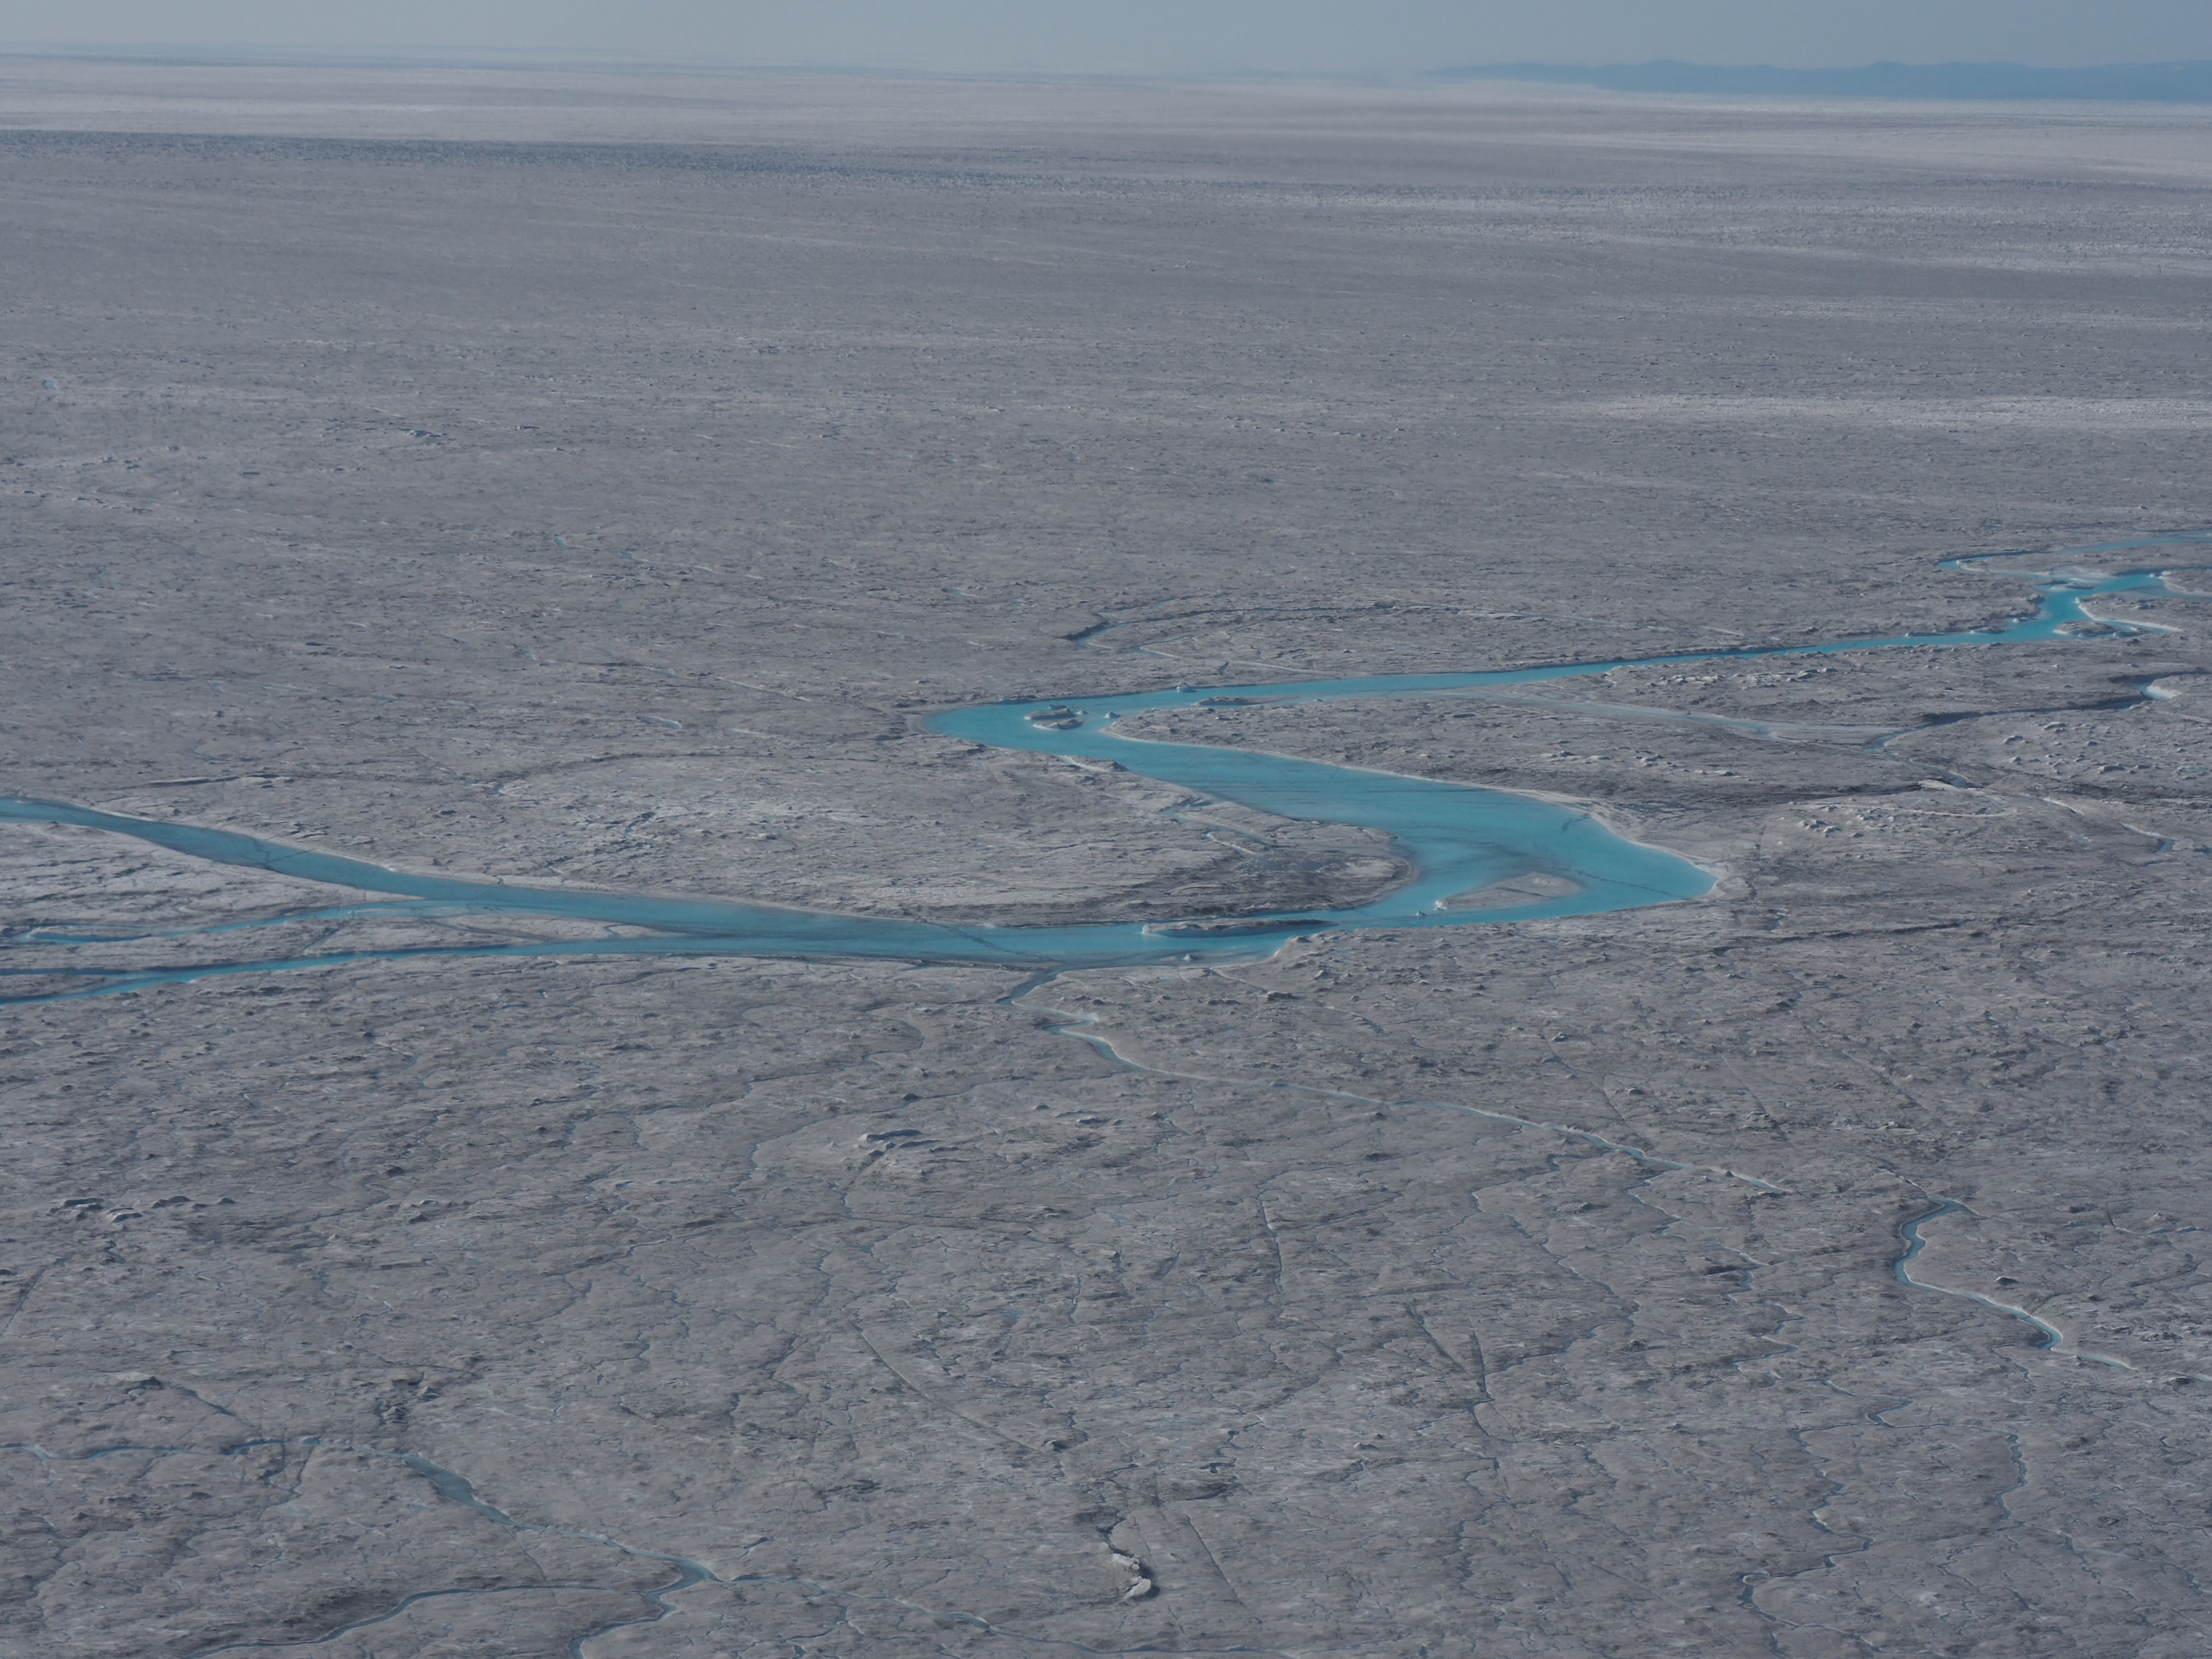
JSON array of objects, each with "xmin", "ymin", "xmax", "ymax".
[{"xmin": 4, "ymin": 1, "xmax": 2207, "ymax": 76}]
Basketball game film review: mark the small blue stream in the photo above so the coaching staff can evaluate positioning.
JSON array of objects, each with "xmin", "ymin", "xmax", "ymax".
[{"xmin": 0, "ymin": 543, "xmax": 2200, "ymax": 997}]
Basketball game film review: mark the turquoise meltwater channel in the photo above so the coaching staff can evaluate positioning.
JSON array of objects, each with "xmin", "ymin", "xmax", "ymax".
[{"xmin": 1, "ymin": 542, "xmax": 2202, "ymax": 999}]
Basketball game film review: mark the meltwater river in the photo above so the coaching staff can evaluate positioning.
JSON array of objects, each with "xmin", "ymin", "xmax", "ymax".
[{"xmin": 0, "ymin": 544, "xmax": 2200, "ymax": 997}]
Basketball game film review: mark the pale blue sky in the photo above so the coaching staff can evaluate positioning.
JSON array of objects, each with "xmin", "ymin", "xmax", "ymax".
[{"xmin": 2, "ymin": 0, "xmax": 2204, "ymax": 76}]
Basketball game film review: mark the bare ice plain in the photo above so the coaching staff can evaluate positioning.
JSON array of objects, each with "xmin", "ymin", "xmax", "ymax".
[{"xmin": 5, "ymin": 62, "xmax": 2212, "ymax": 1659}]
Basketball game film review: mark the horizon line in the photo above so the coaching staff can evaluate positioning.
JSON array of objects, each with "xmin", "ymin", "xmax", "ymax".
[{"xmin": 4, "ymin": 48, "xmax": 2212, "ymax": 103}]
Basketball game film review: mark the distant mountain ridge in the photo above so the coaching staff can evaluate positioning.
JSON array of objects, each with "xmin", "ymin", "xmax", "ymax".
[{"xmin": 1443, "ymin": 60, "xmax": 2212, "ymax": 103}]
